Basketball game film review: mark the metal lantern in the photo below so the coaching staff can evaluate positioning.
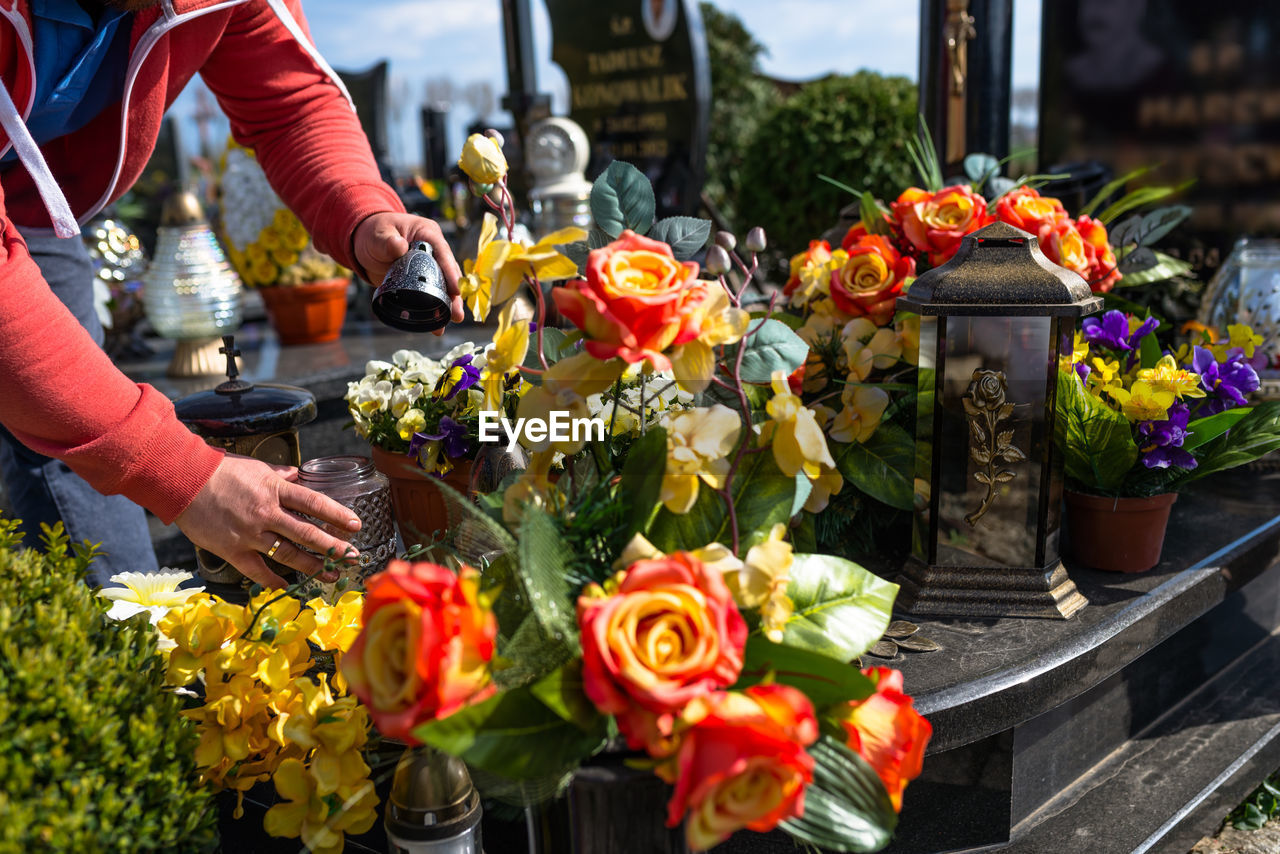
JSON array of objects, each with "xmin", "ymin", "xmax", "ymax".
[
  {"xmin": 142, "ymin": 191, "xmax": 243, "ymax": 377},
  {"xmin": 896, "ymin": 222, "xmax": 1102, "ymax": 619},
  {"xmin": 174, "ymin": 336, "xmax": 316, "ymax": 583}
]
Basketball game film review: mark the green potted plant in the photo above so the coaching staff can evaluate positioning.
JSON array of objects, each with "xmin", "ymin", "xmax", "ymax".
[{"xmin": 1056, "ymin": 311, "xmax": 1280, "ymax": 571}]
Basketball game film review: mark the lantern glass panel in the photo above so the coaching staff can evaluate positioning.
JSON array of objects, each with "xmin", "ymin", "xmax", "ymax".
[{"xmin": 933, "ymin": 315, "xmax": 1054, "ymax": 568}]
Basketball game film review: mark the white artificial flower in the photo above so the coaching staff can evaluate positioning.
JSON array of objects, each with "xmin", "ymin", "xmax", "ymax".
[{"xmin": 98, "ymin": 570, "xmax": 205, "ymax": 651}]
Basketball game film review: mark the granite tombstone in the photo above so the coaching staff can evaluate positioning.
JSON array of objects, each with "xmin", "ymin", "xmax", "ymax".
[
  {"xmin": 544, "ymin": 0, "xmax": 710, "ymax": 218},
  {"xmin": 1039, "ymin": 0, "xmax": 1280, "ymax": 278}
]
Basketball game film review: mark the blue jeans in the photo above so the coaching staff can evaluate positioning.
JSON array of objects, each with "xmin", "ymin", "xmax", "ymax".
[{"xmin": 0, "ymin": 233, "xmax": 158, "ymax": 587}]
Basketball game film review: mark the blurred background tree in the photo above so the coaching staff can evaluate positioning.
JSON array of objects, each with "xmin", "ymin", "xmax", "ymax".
[
  {"xmin": 736, "ymin": 71, "xmax": 917, "ymax": 272},
  {"xmin": 700, "ymin": 2, "xmax": 782, "ymax": 231}
]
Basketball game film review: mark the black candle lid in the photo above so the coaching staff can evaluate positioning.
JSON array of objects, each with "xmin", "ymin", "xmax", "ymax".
[{"xmin": 174, "ymin": 336, "xmax": 316, "ymax": 437}]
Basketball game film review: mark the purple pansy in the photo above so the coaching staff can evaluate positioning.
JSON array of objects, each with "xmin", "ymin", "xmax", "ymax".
[
  {"xmin": 435, "ymin": 354, "xmax": 482, "ymax": 401},
  {"xmin": 1191, "ymin": 346, "xmax": 1260, "ymax": 415},
  {"xmin": 1137, "ymin": 402, "xmax": 1196, "ymax": 470},
  {"xmin": 1081, "ymin": 310, "xmax": 1158, "ymax": 352},
  {"xmin": 409, "ymin": 415, "xmax": 470, "ymax": 462}
]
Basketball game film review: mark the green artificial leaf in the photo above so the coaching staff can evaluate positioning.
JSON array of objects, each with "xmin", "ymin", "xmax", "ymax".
[
  {"xmin": 963, "ymin": 153, "xmax": 999, "ymax": 188},
  {"xmin": 779, "ymin": 736, "xmax": 898, "ymax": 852},
  {"xmin": 529, "ymin": 661, "xmax": 602, "ymax": 732},
  {"xmin": 1097, "ymin": 182, "xmax": 1193, "ymax": 225},
  {"xmin": 1055, "ymin": 370, "xmax": 1138, "ymax": 492},
  {"xmin": 1178, "ymin": 401, "xmax": 1280, "ymax": 484},
  {"xmin": 736, "ymin": 635, "xmax": 875, "ymax": 709},
  {"xmin": 1139, "ymin": 327, "xmax": 1162, "ymax": 370},
  {"xmin": 791, "ymin": 474, "xmax": 814, "ymax": 517},
  {"xmin": 734, "ymin": 318, "xmax": 809, "ymax": 383},
  {"xmin": 618, "ymin": 426, "xmax": 667, "ymax": 539},
  {"xmin": 518, "ymin": 504, "xmax": 580, "ymax": 654},
  {"xmin": 414, "ymin": 685, "xmax": 608, "ymax": 780},
  {"xmin": 859, "ymin": 191, "xmax": 891, "ymax": 234},
  {"xmin": 1183, "ymin": 408, "xmax": 1252, "ymax": 452},
  {"xmin": 648, "ymin": 216, "xmax": 712, "ymax": 261},
  {"xmin": 772, "ymin": 554, "xmax": 898, "ymax": 660},
  {"xmin": 1079, "ymin": 164, "xmax": 1155, "ymax": 217},
  {"xmin": 556, "ymin": 241, "xmax": 589, "ymax": 270},
  {"xmin": 647, "ymin": 447, "xmax": 795, "ymax": 553},
  {"xmin": 836, "ymin": 423, "xmax": 915, "ymax": 511},
  {"xmin": 753, "ymin": 309, "xmax": 804, "ymax": 330},
  {"xmin": 590, "ymin": 161, "xmax": 656, "ymax": 238},
  {"xmin": 1115, "ymin": 251, "xmax": 1194, "ymax": 286}
]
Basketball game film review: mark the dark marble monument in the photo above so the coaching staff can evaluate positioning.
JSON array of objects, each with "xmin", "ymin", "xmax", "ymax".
[
  {"xmin": 543, "ymin": 0, "xmax": 711, "ymax": 217},
  {"xmin": 1039, "ymin": 0, "xmax": 1280, "ymax": 278}
]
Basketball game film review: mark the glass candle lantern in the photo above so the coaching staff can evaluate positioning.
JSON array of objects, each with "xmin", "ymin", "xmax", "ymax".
[
  {"xmin": 897, "ymin": 223, "xmax": 1102, "ymax": 619},
  {"xmin": 297, "ymin": 455, "xmax": 397, "ymax": 584}
]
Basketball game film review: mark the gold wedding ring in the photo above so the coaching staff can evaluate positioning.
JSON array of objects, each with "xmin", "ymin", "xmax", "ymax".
[{"xmin": 266, "ymin": 538, "xmax": 283, "ymax": 559}]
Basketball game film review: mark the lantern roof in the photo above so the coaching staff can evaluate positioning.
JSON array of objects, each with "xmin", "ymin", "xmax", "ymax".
[{"xmin": 896, "ymin": 222, "xmax": 1104, "ymax": 317}]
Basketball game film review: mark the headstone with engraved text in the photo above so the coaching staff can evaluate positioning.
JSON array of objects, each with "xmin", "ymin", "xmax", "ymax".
[{"xmin": 544, "ymin": 0, "xmax": 710, "ymax": 218}]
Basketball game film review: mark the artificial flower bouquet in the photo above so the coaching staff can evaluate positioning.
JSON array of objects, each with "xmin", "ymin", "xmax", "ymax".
[
  {"xmin": 98, "ymin": 569, "xmax": 380, "ymax": 854},
  {"xmin": 1056, "ymin": 311, "xmax": 1280, "ymax": 497},
  {"xmin": 345, "ymin": 341, "xmax": 517, "ymax": 477},
  {"xmin": 314, "ymin": 132, "xmax": 934, "ymax": 853},
  {"xmin": 778, "ymin": 127, "xmax": 1201, "ymax": 554},
  {"xmin": 219, "ymin": 140, "xmax": 349, "ymax": 287}
]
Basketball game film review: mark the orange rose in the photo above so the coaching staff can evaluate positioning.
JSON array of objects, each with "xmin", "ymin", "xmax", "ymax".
[
  {"xmin": 342, "ymin": 560, "xmax": 497, "ymax": 744},
  {"xmin": 553, "ymin": 230, "xmax": 710, "ymax": 369},
  {"xmin": 891, "ymin": 184, "xmax": 992, "ymax": 267},
  {"xmin": 994, "ymin": 186, "xmax": 1068, "ymax": 234},
  {"xmin": 783, "ymin": 240, "xmax": 833, "ymax": 298},
  {"xmin": 577, "ymin": 552, "xmax": 747, "ymax": 753},
  {"xmin": 1038, "ymin": 216, "xmax": 1121, "ymax": 293},
  {"xmin": 829, "ymin": 234, "xmax": 916, "ymax": 325},
  {"xmin": 1076, "ymin": 215, "xmax": 1122, "ymax": 292},
  {"xmin": 662, "ymin": 685, "xmax": 818, "ymax": 851},
  {"xmin": 836, "ymin": 667, "xmax": 931, "ymax": 812}
]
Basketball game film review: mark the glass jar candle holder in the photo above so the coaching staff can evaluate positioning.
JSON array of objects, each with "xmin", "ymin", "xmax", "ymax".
[{"xmin": 297, "ymin": 455, "xmax": 397, "ymax": 586}]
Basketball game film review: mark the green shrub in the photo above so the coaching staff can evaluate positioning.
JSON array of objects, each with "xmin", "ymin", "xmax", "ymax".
[
  {"xmin": 0, "ymin": 520, "xmax": 216, "ymax": 853},
  {"xmin": 736, "ymin": 71, "xmax": 918, "ymax": 266}
]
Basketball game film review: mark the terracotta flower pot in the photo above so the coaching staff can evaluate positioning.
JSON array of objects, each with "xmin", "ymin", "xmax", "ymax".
[
  {"xmin": 258, "ymin": 278, "xmax": 349, "ymax": 345},
  {"xmin": 1064, "ymin": 490, "xmax": 1178, "ymax": 573},
  {"xmin": 369, "ymin": 445, "xmax": 473, "ymax": 549}
]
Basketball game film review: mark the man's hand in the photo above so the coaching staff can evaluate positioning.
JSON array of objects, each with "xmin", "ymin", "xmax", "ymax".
[
  {"xmin": 174, "ymin": 453, "xmax": 363, "ymax": 588},
  {"xmin": 354, "ymin": 212, "xmax": 465, "ymax": 332}
]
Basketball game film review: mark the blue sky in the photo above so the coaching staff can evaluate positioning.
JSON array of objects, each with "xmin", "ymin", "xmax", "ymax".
[{"xmin": 177, "ymin": 0, "xmax": 1042, "ymax": 169}]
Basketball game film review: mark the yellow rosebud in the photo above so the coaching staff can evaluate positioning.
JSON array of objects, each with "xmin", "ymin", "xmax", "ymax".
[{"xmin": 458, "ymin": 133, "xmax": 508, "ymax": 184}]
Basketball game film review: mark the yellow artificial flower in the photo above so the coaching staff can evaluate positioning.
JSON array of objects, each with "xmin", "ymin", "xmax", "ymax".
[
  {"xmin": 761, "ymin": 370, "xmax": 836, "ymax": 479},
  {"xmin": 517, "ymin": 351, "xmax": 624, "ymax": 454},
  {"xmin": 1210, "ymin": 323, "xmax": 1263, "ymax": 360},
  {"xmin": 503, "ymin": 448, "xmax": 558, "ymax": 525},
  {"xmin": 669, "ymin": 283, "xmax": 750, "ymax": 393},
  {"xmin": 726, "ymin": 523, "xmax": 795, "ymax": 643},
  {"xmin": 481, "ymin": 301, "xmax": 530, "ymax": 412},
  {"xmin": 1138, "ymin": 355, "xmax": 1206, "ymax": 399},
  {"xmin": 263, "ymin": 757, "xmax": 378, "ymax": 854},
  {"xmin": 458, "ymin": 132, "xmax": 508, "ymax": 184},
  {"xmin": 843, "ymin": 317, "xmax": 902, "ymax": 381},
  {"xmin": 395, "ymin": 408, "xmax": 426, "ymax": 441},
  {"xmin": 458, "ymin": 213, "xmax": 509, "ymax": 322},
  {"xmin": 270, "ymin": 249, "xmax": 299, "ymax": 268},
  {"xmin": 896, "ymin": 313, "xmax": 921, "ymax": 366},
  {"xmin": 1088, "ymin": 356, "xmax": 1121, "ymax": 389},
  {"xmin": 1108, "ymin": 380, "xmax": 1174, "ymax": 421},
  {"xmin": 476, "ymin": 227, "xmax": 585, "ymax": 315},
  {"xmin": 307, "ymin": 591, "xmax": 363, "ymax": 692},
  {"xmin": 660, "ymin": 404, "xmax": 742, "ymax": 514},
  {"xmin": 803, "ymin": 464, "xmax": 844, "ymax": 513},
  {"xmin": 829, "ymin": 385, "xmax": 890, "ymax": 444}
]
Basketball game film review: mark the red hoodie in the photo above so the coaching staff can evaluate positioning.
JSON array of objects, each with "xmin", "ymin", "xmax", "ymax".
[{"xmin": 0, "ymin": 0, "xmax": 406, "ymax": 522}]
